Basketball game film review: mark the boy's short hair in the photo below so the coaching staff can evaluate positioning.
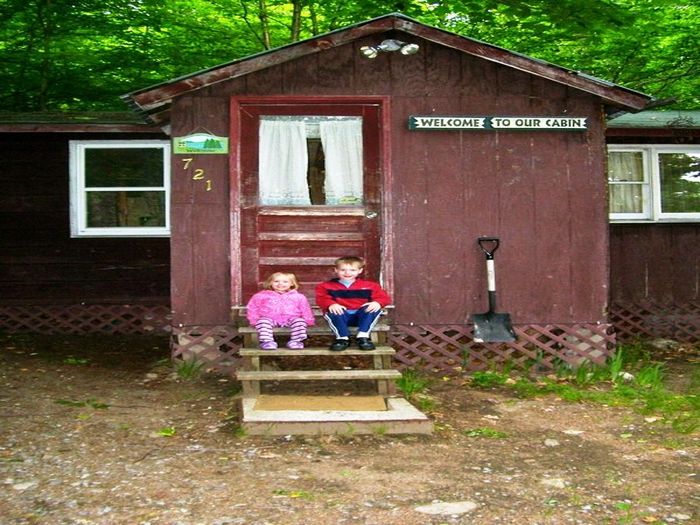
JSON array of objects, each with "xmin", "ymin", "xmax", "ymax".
[
  {"xmin": 334, "ymin": 256, "xmax": 365, "ymax": 269},
  {"xmin": 263, "ymin": 272, "xmax": 299, "ymax": 290}
]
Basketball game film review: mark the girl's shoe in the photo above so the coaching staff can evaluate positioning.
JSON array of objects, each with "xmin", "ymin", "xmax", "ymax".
[
  {"xmin": 260, "ymin": 341, "xmax": 278, "ymax": 350},
  {"xmin": 286, "ymin": 340, "xmax": 304, "ymax": 350}
]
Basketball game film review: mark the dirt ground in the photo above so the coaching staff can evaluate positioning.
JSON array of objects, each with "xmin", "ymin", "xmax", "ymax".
[{"xmin": 0, "ymin": 334, "xmax": 697, "ymax": 525}]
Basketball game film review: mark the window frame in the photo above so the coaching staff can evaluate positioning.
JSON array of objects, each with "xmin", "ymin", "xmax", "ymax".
[
  {"xmin": 69, "ymin": 140, "xmax": 171, "ymax": 237},
  {"xmin": 607, "ymin": 144, "xmax": 700, "ymax": 223}
]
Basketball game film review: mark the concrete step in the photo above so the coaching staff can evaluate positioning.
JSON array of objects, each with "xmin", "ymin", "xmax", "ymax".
[
  {"xmin": 239, "ymin": 347, "xmax": 395, "ymax": 357},
  {"xmin": 237, "ymin": 369, "xmax": 401, "ymax": 381},
  {"xmin": 239, "ymin": 396, "xmax": 433, "ymax": 436}
]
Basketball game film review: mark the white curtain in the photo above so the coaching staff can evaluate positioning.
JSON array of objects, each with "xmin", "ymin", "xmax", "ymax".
[
  {"xmin": 608, "ymin": 151, "xmax": 644, "ymax": 213},
  {"xmin": 259, "ymin": 120, "xmax": 310, "ymax": 205},
  {"xmin": 320, "ymin": 120, "xmax": 363, "ymax": 205}
]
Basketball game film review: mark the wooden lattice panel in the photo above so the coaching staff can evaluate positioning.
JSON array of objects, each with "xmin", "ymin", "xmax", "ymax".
[
  {"xmin": 610, "ymin": 301, "xmax": 700, "ymax": 344},
  {"xmin": 171, "ymin": 325, "xmax": 243, "ymax": 373},
  {"xmin": 0, "ymin": 304, "xmax": 171, "ymax": 335},
  {"xmin": 389, "ymin": 324, "xmax": 615, "ymax": 373}
]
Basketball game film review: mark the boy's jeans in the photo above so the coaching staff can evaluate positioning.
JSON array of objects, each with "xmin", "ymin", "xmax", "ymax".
[{"xmin": 324, "ymin": 306, "xmax": 382, "ymax": 338}]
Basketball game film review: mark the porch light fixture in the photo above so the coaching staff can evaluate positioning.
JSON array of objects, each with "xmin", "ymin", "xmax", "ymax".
[{"xmin": 360, "ymin": 39, "xmax": 420, "ymax": 59}]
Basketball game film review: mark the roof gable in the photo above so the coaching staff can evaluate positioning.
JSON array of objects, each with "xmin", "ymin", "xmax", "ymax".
[{"xmin": 123, "ymin": 13, "xmax": 653, "ymax": 126}]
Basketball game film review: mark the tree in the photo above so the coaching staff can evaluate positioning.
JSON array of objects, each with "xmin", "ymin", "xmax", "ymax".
[{"xmin": 0, "ymin": 0, "xmax": 697, "ymax": 111}]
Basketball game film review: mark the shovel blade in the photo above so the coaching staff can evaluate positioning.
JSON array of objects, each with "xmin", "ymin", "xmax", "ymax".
[{"xmin": 470, "ymin": 312, "xmax": 516, "ymax": 343}]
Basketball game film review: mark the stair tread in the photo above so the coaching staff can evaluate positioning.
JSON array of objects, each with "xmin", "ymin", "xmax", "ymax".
[
  {"xmin": 236, "ymin": 325, "xmax": 389, "ymax": 333},
  {"xmin": 239, "ymin": 347, "xmax": 394, "ymax": 356},
  {"xmin": 237, "ymin": 369, "xmax": 401, "ymax": 381}
]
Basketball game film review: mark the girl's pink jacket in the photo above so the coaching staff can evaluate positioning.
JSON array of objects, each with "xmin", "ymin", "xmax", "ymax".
[{"xmin": 245, "ymin": 290, "xmax": 315, "ymax": 326}]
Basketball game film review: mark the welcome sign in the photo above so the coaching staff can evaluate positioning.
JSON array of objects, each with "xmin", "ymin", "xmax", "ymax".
[{"xmin": 408, "ymin": 115, "xmax": 588, "ymax": 131}]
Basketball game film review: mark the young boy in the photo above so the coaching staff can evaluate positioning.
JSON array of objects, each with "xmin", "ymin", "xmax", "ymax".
[{"xmin": 315, "ymin": 256, "xmax": 391, "ymax": 351}]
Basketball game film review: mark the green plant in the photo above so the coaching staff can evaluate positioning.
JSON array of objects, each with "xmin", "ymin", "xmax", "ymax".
[
  {"xmin": 56, "ymin": 398, "xmax": 109, "ymax": 409},
  {"xmin": 395, "ymin": 368, "xmax": 430, "ymax": 399},
  {"xmin": 175, "ymin": 358, "xmax": 205, "ymax": 380},
  {"xmin": 157, "ymin": 426, "xmax": 176, "ymax": 437},
  {"xmin": 463, "ymin": 427, "xmax": 508, "ymax": 439},
  {"xmin": 272, "ymin": 489, "xmax": 314, "ymax": 500},
  {"xmin": 634, "ymin": 363, "xmax": 665, "ymax": 390},
  {"xmin": 469, "ymin": 370, "xmax": 508, "ymax": 388},
  {"xmin": 62, "ymin": 357, "xmax": 89, "ymax": 365}
]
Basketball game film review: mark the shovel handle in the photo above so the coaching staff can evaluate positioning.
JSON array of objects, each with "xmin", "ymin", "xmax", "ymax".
[{"xmin": 477, "ymin": 237, "xmax": 500, "ymax": 260}]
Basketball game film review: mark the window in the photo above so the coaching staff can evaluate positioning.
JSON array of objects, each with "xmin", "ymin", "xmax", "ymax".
[
  {"xmin": 608, "ymin": 145, "xmax": 700, "ymax": 222},
  {"xmin": 258, "ymin": 116, "xmax": 363, "ymax": 205},
  {"xmin": 69, "ymin": 140, "xmax": 170, "ymax": 237}
]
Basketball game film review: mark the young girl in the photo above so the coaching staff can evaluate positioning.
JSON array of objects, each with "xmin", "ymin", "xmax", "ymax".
[{"xmin": 246, "ymin": 272, "xmax": 315, "ymax": 350}]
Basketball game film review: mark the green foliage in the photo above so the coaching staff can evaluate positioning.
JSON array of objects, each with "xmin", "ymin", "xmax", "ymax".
[
  {"xmin": 395, "ymin": 367, "xmax": 431, "ymax": 399},
  {"xmin": 0, "ymin": 0, "xmax": 697, "ymax": 111},
  {"xmin": 469, "ymin": 370, "xmax": 508, "ymax": 388},
  {"xmin": 465, "ymin": 344, "xmax": 699, "ymax": 435},
  {"xmin": 157, "ymin": 426, "xmax": 177, "ymax": 437},
  {"xmin": 463, "ymin": 427, "xmax": 508, "ymax": 438},
  {"xmin": 175, "ymin": 357, "xmax": 205, "ymax": 380},
  {"xmin": 56, "ymin": 398, "xmax": 110, "ymax": 409}
]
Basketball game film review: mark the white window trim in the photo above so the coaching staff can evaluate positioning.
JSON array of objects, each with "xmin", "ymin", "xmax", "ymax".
[
  {"xmin": 69, "ymin": 140, "xmax": 171, "ymax": 237},
  {"xmin": 608, "ymin": 144, "xmax": 700, "ymax": 223}
]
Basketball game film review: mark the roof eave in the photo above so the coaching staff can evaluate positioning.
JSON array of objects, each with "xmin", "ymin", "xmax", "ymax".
[{"xmin": 123, "ymin": 13, "xmax": 653, "ymax": 124}]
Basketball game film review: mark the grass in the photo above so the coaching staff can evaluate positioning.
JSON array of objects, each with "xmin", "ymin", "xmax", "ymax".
[
  {"xmin": 463, "ymin": 427, "xmax": 508, "ymax": 439},
  {"xmin": 395, "ymin": 368, "xmax": 431, "ymax": 399},
  {"xmin": 174, "ymin": 358, "xmax": 205, "ymax": 380},
  {"xmin": 465, "ymin": 343, "xmax": 699, "ymax": 435}
]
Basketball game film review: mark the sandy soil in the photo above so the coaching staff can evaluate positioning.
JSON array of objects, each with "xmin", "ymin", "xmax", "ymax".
[{"xmin": 0, "ymin": 334, "xmax": 697, "ymax": 525}]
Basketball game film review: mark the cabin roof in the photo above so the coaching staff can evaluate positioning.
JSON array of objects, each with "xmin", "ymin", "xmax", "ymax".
[
  {"xmin": 0, "ymin": 111, "xmax": 162, "ymax": 133},
  {"xmin": 607, "ymin": 110, "xmax": 700, "ymax": 129},
  {"xmin": 122, "ymin": 13, "xmax": 654, "ymax": 127}
]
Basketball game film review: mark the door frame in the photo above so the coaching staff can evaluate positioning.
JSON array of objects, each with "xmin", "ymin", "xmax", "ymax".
[{"xmin": 229, "ymin": 95, "xmax": 394, "ymax": 306}]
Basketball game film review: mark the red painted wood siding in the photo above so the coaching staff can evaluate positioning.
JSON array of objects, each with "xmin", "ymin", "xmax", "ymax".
[
  {"xmin": 0, "ymin": 132, "xmax": 170, "ymax": 305},
  {"xmin": 610, "ymin": 224, "xmax": 700, "ymax": 304}
]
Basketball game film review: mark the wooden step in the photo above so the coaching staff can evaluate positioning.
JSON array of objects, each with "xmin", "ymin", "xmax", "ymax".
[
  {"xmin": 237, "ymin": 369, "xmax": 401, "ymax": 381},
  {"xmin": 239, "ymin": 397, "xmax": 433, "ymax": 436},
  {"xmin": 236, "ymin": 325, "xmax": 390, "ymax": 334},
  {"xmin": 239, "ymin": 347, "xmax": 395, "ymax": 357}
]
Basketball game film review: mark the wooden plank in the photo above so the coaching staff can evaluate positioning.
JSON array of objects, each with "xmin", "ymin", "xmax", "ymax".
[
  {"xmin": 258, "ymin": 257, "xmax": 339, "ymax": 266},
  {"xmin": 258, "ymin": 206, "xmax": 365, "ymax": 216},
  {"xmin": 258, "ymin": 232, "xmax": 364, "ymax": 241},
  {"xmin": 238, "ymin": 348, "xmax": 395, "ymax": 356},
  {"xmin": 237, "ymin": 369, "xmax": 401, "ymax": 381}
]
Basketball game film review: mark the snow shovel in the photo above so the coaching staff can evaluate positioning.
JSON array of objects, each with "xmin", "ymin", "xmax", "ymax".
[{"xmin": 470, "ymin": 237, "xmax": 516, "ymax": 343}]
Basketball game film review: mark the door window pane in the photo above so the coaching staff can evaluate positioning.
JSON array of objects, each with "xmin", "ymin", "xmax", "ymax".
[{"xmin": 259, "ymin": 116, "xmax": 363, "ymax": 205}]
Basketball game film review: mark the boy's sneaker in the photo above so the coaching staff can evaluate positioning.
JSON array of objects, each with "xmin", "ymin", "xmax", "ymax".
[
  {"xmin": 356, "ymin": 337, "xmax": 376, "ymax": 351},
  {"xmin": 286, "ymin": 340, "xmax": 304, "ymax": 350},
  {"xmin": 329, "ymin": 339, "xmax": 350, "ymax": 352},
  {"xmin": 260, "ymin": 341, "xmax": 278, "ymax": 350}
]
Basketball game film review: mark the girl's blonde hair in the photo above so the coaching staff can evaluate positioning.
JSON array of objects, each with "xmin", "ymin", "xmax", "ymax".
[{"xmin": 263, "ymin": 272, "xmax": 299, "ymax": 291}]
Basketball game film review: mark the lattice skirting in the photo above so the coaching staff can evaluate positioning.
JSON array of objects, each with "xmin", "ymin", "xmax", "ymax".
[
  {"xmin": 171, "ymin": 326, "xmax": 243, "ymax": 373},
  {"xmin": 610, "ymin": 301, "xmax": 700, "ymax": 344},
  {"xmin": 0, "ymin": 304, "xmax": 172, "ymax": 335},
  {"xmin": 389, "ymin": 324, "xmax": 616, "ymax": 374},
  {"xmin": 171, "ymin": 323, "xmax": 614, "ymax": 374}
]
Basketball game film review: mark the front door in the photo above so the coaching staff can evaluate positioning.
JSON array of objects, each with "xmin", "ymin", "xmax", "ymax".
[{"xmin": 234, "ymin": 98, "xmax": 385, "ymax": 305}]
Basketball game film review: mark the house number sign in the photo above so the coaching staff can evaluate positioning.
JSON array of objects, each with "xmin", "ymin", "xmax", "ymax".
[
  {"xmin": 181, "ymin": 157, "xmax": 212, "ymax": 192},
  {"xmin": 408, "ymin": 115, "xmax": 588, "ymax": 131}
]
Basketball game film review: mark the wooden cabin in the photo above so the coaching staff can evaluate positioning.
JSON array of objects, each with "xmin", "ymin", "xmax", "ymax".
[
  {"xmin": 8, "ymin": 14, "xmax": 695, "ymax": 373},
  {"xmin": 122, "ymin": 13, "xmax": 653, "ymax": 370},
  {"xmin": 0, "ymin": 113, "xmax": 171, "ymax": 334},
  {"xmin": 606, "ymin": 110, "xmax": 700, "ymax": 344}
]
